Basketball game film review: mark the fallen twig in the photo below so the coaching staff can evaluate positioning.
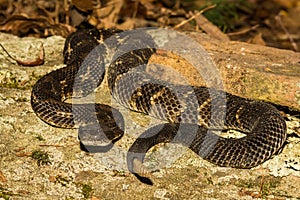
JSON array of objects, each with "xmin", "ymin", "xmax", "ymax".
[
  {"xmin": 174, "ymin": 4, "xmax": 216, "ymax": 29},
  {"xmin": 275, "ymin": 13, "xmax": 299, "ymax": 52},
  {"xmin": 194, "ymin": 11, "xmax": 230, "ymax": 41},
  {"xmin": 0, "ymin": 42, "xmax": 45, "ymax": 66},
  {"xmin": 227, "ymin": 24, "xmax": 260, "ymax": 36}
]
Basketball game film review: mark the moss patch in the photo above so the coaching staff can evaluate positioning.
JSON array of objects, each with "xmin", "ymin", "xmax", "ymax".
[
  {"xmin": 75, "ymin": 182, "xmax": 94, "ymax": 199},
  {"xmin": 234, "ymin": 175, "xmax": 282, "ymax": 198},
  {"xmin": 31, "ymin": 150, "xmax": 51, "ymax": 166}
]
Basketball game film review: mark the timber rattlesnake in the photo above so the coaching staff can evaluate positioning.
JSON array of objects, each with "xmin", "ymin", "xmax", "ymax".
[{"xmin": 31, "ymin": 28, "xmax": 287, "ymax": 177}]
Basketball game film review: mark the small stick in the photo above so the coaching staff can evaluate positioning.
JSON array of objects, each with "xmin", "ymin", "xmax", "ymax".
[
  {"xmin": 275, "ymin": 13, "xmax": 298, "ymax": 52},
  {"xmin": 227, "ymin": 24, "xmax": 260, "ymax": 36},
  {"xmin": 174, "ymin": 4, "xmax": 216, "ymax": 29},
  {"xmin": 0, "ymin": 42, "xmax": 45, "ymax": 66}
]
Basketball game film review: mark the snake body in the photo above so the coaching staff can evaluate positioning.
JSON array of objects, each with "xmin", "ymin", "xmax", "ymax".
[{"xmin": 31, "ymin": 28, "xmax": 287, "ymax": 174}]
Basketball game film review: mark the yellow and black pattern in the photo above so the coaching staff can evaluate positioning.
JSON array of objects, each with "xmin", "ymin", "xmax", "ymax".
[{"xmin": 31, "ymin": 28, "xmax": 287, "ymax": 172}]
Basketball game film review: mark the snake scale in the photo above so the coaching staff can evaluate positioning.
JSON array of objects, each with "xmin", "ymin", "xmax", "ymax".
[{"xmin": 31, "ymin": 28, "xmax": 287, "ymax": 177}]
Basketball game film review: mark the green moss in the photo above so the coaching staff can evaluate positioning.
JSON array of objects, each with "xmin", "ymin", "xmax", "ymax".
[
  {"xmin": 0, "ymin": 70, "xmax": 44, "ymax": 90},
  {"xmin": 258, "ymin": 176, "xmax": 281, "ymax": 197},
  {"xmin": 55, "ymin": 175, "xmax": 71, "ymax": 187},
  {"xmin": 30, "ymin": 71, "xmax": 44, "ymax": 80},
  {"xmin": 0, "ymin": 187, "xmax": 12, "ymax": 200},
  {"xmin": 0, "ymin": 81, "xmax": 31, "ymax": 90},
  {"xmin": 65, "ymin": 198, "xmax": 76, "ymax": 200},
  {"xmin": 15, "ymin": 97, "xmax": 28, "ymax": 102},
  {"xmin": 200, "ymin": 0, "xmax": 254, "ymax": 32},
  {"xmin": 31, "ymin": 150, "xmax": 51, "ymax": 166},
  {"xmin": 206, "ymin": 176, "xmax": 214, "ymax": 185},
  {"xmin": 235, "ymin": 178, "xmax": 256, "ymax": 189},
  {"xmin": 0, "ymin": 193, "xmax": 10, "ymax": 200},
  {"xmin": 75, "ymin": 183, "xmax": 93, "ymax": 199},
  {"xmin": 82, "ymin": 184, "xmax": 93, "ymax": 199},
  {"xmin": 234, "ymin": 176, "xmax": 281, "ymax": 198},
  {"xmin": 112, "ymin": 169, "xmax": 127, "ymax": 177},
  {"xmin": 34, "ymin": 134, "xmax": 45, "ymax": 141},
  {"xmin": 247, "ymin": 74, "xmax": 283, "ymax": 103}
]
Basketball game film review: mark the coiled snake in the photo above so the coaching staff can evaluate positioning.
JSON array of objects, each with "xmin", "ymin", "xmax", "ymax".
[{"xmin": 31, "ymin": 28, "xmax": 287, "ymax": 178}]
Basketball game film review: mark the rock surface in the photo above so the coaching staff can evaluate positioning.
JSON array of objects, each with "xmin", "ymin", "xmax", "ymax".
[{"xmin": 0, "ymin": 31, "xmax": 299, "ymax": 199}]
